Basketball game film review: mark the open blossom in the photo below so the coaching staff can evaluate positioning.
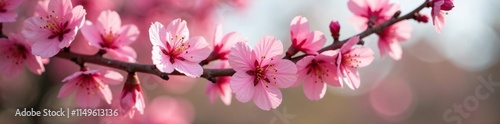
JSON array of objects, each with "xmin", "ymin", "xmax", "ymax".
[
  {"xmin": 81, "ymin": 10, "xmax": 139, "ymax": 62},
  {"xmin": 0, "ymin": 33, "xmax": 45, "ymax": 76},
  {"xmin": 347, "ymin": 0, "xmax": 399, "ymax": 30},
  {"xmin": 120, "ymin": 74, "xmax": 146, "ymax": 118},
  {"xmin": 295, "ymin": 52, "xmax": 338, "ymax": 101},
  {"xmin": 332, "ymin": 36, "xmax": 374, "ymax": 90},
  {"xmin": 431, "ymin": 0, "xmax": 454, "ymax": 33},
  {"xmin": 0, "ymin": 0, "xmax": 23, "ymax": 22},
  {"xmin": 205, "ymin": 60, "xmax": 232, "ymax": 105},
  {"xmin": 22, "ymin": 0, "xmax": 86, "ymax": 58},
  {"xmin": 287, "ymin": 16, "xmax": 326, "ymax": 56},
  {"xmin": 209, "ymin": 24, "xmax": 245, "ymax": 61},
  {"xmin": 149, "ymin": 19, "xmax": 211, "ymax": 77},
  {"xmin": 228, "ymin": 36, "xmax": 297, "ymax": 110},
  {"xmin": 377, "ymin": 21, "xmax": 412, "ymax": 60},
  {"xmin": 58, "ymin": 68, "xmax": 123, "ymax": 108}
]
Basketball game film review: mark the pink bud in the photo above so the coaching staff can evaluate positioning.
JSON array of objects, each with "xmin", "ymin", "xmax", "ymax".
[
  {"xmin": 440, "ymin": 0, "xmax": 454, "ymax": 11},
  {"xmin": 329, "ymin": 20, "xmax": 341, "ymax": 39},
  {"xmin": 415, "ymin": 14, "xmax": 429, "ymax": 23}
]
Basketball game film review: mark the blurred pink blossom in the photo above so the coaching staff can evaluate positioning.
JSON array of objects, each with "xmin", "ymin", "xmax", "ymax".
[
  {"xmin": 120, "ymin": 74, "xmax": 145, "ymax": 118},
  {"xmin": 431, "ymin": 0, "xmax": 454, "ymax": 33},
  {"xmin": 0, "ymin": 0, "xmax": 23, "ymax": 22},
  {"xmin": 149, "ymin": 19, "xmax": 211, "ymax": 78},
  {"xmin": 377, "ymin": 21, "xmax": 412, "ymax": 60},
  {"xmin": 228, "ymin": 36, "xmax": 297, "ymax": 110},
  {"xmin": 0, "ymin": 33, "xmax": 44, "ymax": 77},
  {"xmin": 287, "ymin": 16, "xmax": 326, "ymax": 56},
  {"xmin": 22, "ymin": 0, "xmax": 86, "ymax": 58},
  {"xmin": 58, "ymin": 68, "xmax": 123, "ymax": 108},
  {"xmin": 81, "ymin": 10, "xmax": 139, "ymax": 62},
  {"xmin": 205, "ymin": 60, "xmax": 232, "ymax": 105},
  {"xmin": 347, "ymin": 0, "xmax": 399, "ymax": 30},
  {"xmin": 208, "ymin": 24, "xmax": 245, "ymax": 61}
]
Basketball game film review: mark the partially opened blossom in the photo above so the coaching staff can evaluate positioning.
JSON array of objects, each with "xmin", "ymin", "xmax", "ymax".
[
  {"xmin": 332, "ymin": 36, "xmax": 374, "ymax": 90},
  {"xmin": 205, "ymin": 60, "xmax": 232, "ymax": 105},
  {"xmin": 208, "ymin": 24, "xmax": 245, "ymax": 61},
  {"xmin": 287, "ymin": 16, "xmax": 326, "ymax": 56},
  {"xmin": 120, "ymin": 74, "xmax": 145, "ymax": 118},
  {"xmin": 377, "ymin": 21, "xmax": 412, "ymax": 60},
  {"xmin": 149, "ymin": 19, "xmax": 211, "ymax": 77},
  {"xmin": 58, "ymin": 68, "xmax": 123, "ymax": 108},
  {"xmin": 295, "ymin": 52, "xmax": 338, "ymax": 101},
  {"xmin": 81, "ymin": 10, "xmax": 139, "ymax": 62},
  {"xmin": 228, "ymin": 36, "xmax": 297, "ymax": 110},
  {"xmin": 0, "ymin": 0, "xmax": 23, "ymax": 22},
  {"xmin": 0, "ymin": 33, "xmax": 44, "ymax": 77},
  {"xmin": 431, "ymin": 0, "xmax": 454, "ymax": 33},
  {"xmin": 22, "ymin": 0, "xmax": 86, "ymax": 58},
  {"xmin": 347, "ymin": 0, "xmax": 399, "ymax": 30}
]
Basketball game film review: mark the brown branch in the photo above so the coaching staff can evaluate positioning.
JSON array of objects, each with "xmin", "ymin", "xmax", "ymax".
[{"xmin": 53, "ymin": 0, "xmax": 429, "ymax": 81}]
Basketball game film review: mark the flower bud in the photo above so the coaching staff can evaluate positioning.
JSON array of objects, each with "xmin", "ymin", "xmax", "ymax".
[
  {"xmin": 415, "ymin": 14, "xmax": 429, "ymax": 23},
  {"xmin": 329, "ymin": 20, "xmax": 341, "ymax": 40},
  {"xmin": 440, "ymin": 0, "xmax": 454, "ymax": 11}
]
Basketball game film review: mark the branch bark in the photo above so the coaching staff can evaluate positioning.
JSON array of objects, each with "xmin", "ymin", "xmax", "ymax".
[{"xmin": 53, "ymin": 0, "xmax": 429, "ymax": 81}]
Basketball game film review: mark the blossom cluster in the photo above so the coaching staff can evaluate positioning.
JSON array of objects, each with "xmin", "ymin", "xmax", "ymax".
[{"xmin": 0, "ymin": 0, "xmax": 454, "ymax": 118}]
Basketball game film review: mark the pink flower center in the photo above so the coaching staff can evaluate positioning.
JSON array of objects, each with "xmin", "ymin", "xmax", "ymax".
[
  {"xmin": 4, "ymin": 43, "xmax": 28, "ymax": 65},
  {"xmin": 341, "ymin": 54, "xmax": 362, "ymax": 68},
  {"xmin": 246, "ymin": 58, "xmax": 278, "ymax": 87},
  {"xmin": 76, "ymin": 74, "xmax": 103, "ymax": 95},
  {"xmin": 306, "ymin": 60, "xmax": 330, "ymax": 83},
  {"xmin": 99, "ymin": 31, "xmax": 119, "ymax": 49},
  {"xmin": 38, "ymin": 10, "xmax": 71, "ymax": 42},
  {"xmin": 161, "ymin": 35, "xmax": 191, "ymax": 64}
]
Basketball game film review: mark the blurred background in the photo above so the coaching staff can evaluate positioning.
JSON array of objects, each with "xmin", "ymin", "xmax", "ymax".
[{"xmin": 1, "ymin": 0, "xmax": 500, "ymax": 123}]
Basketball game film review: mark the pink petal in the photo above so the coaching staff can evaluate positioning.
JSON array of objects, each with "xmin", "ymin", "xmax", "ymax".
[
  {"xmin": 68, "ymin": 5, "xmax": 86, "ymax": 28},
  {"xmin": 107, "ymin": 46, "xmax": 137, "ymax": 62},
  {"xmin": 0, "ymin": 11, "xmax": 17, "ymax": 22},
  {"xmin": 117, "ymin": 24, "xmax": 140, "ymax": 46},
  {"xmin": 135, "ymin": 92, "xmax": 146, "ymax": 115},
  {"xmin": 152, "ymin": 46, "xmax": 174, "ymax": 73},
  {"xmin": 349, "ymin": 16, "xmax": 369, "ymax": 30},
  {"xmin": 34, "ymin": 0, "xmax": 49, "ymax": 17},
  {"xmin": 62, "ymin": 71, "xmax": 83, "ymax": 82},
  {"xmin": 219, "ymin": 79, "xmax": 232, "ymax": 106},
  {"xmin": 349, "ymin": 46, "xmax": 375, "ymax": 67},
  {"xmin": 228, "ymin": 42, "xmax": 254, "ymax": 71},
  {"xmin": 22, "ymin": 17, "xmax": 52, "ymax": 45},
  {"xmin": 339, "ymin": 67, "xmax": 361, "ymax": 90},
  {"xmin": 149, "ymin": 22, "xmax": 167, "ymax": 48},
  {"xmin": 433, "ymin": 11, "xmax": 445, "ymax": 33},
  {"xmin": 219, "ymin": 32, "xmax": 244, "ymax": 54},
  {"xmin": 205, "ymin": 83, "xmax": 218, "ymax": 104},
  {"xmin": 254, "ymin": 36, "xmax": 283, "ymax": 65},
  {"xmin": 97, "ymin": 84, "xmax": 113, "ymax": 104},
  {"xmin": 387, "ymin": 41, "xmax": 402, "ymax": 60},
  {"xmin": 290, "ymin": 16, "xmax": 309, "ymax": 41},
  {"xmin": 394, "ymin": 22, "xmax": 412, "ymax": 41},
  {"xmin": 302, "ymin": 31, "xmax": 326, "ymax": 54},
  {"xmin": 180, "ymin": 36, "xmax": 211, "ymax": 62},
  {"xmin": 4, "ymin": 0, "xmax": 23, "ymax": 10},
  {"xmin": 81, "ymin": 21, "xmax": 103, "ymax": 48},
  {"xmin": 212, "ymin": 24, "xmax": 224, "ymax": 45},
  {"xmin": 24, "ymin": 54, "xmax": 45, "ymax": 75},
  {"xmin": 173, "ymin": 61, "xmax": 203, "ymax": 78},
  {"xmin": 252, "ymin": 83, "xmax": 282, "ymax": 111},
  {"xmin": 31, "ymin": 39, "xmax": 61, "ymax": 58},
  {"xmin": 1, "ymin": 62, "xmax": 22, "ymax": 77},
  {"xmin": 230, "ymin": 71, "xmax": 255, "ymax": 103},
  {"xmin": 76, "ymin": 89, "xmax": 101, "ymax": 108},
  {"xmin": 57, "ymin": 81, "xmax": 77, "ymax": 98},
  {"xmin": 367, "ymin": 0, "xmax": 389, "ymax": 11},
  {"xmin": 267, "ymin": 60, "xmax": 297, "ymax": 88},
  {"xmin": 341, "ymin": 36, "xmax": 360, "ymax": 53},
  {"xmin": 97, "ymin": 10, "xmax": 121, "ymax": 33},
  {"xmin": 101, "ymin": 70, "xmax": 124, "ymax": 85},
  {"xmin": 348, "ymin": 0, "xmax": 369, "ymax": 16},
  {"xmin": 166, "ymin": 18, "xmax": 189, "ymax": 40},
  {"xmin": 294, "ymin": 56, "xmax": 315, "ymax": 86},
  {"xmin": 48, "ymin": 0, "xmax": 73, "ymax": 18},
  {"xmin": 303, "ymin": 79, "xmax": 327, "ymax": 101}
]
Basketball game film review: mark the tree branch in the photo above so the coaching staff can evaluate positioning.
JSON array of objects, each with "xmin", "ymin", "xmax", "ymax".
[{"xmin": 53, "ymin": 0, "xmax": 429, "ymax": 81}]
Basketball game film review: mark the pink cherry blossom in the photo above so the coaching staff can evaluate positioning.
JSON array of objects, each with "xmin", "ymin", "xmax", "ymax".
[
  {"xmin": 22, "ymin": 0, "xmax": 86, "ymax": 58},
  {"xmin": 209, "ymin": 24, "xmax": 245, "ymax": 61},
  {"xmin": 431, "ymin": 0, "xmax": 454, "ymax": 33},
  {"xmin": 205, "ymin": 60, "xmax": 232, "ymax": 105},
  {"xmin": 120, "ymin": 74, "xmax": 146, "ymax": 118},
  {"xmin": 149, "ymin": 19, "xmax": 211, "ymax": 78},
  {"xmin": 329, "ymin": 20, "xmax": 341, "ymax": 40},
  {"xmin": 287, "ymin": 16, "xmax": 326, "ymax": 56},
  {"xmin": 295, "ymin": 52, "xmax": 339, "ymax": 101},
  {"xmin": 0, "ymin": 33, "xmax": 45, "ymax": 77},
  {"xmin": 58, "ymin": 68, "xmax": 123, "ymax": 108},
  {"xmin": 347, "ymin": 0, "xmax": 400, "ymax": 30},
  {"xmin": 0, "ymin": 0, "xmax": 23, "ymax": 22},
  {"xmin": 332, "ymin": 36, "xmax": 374, "ymax": 90},
  {"xmin": 81, "ymin": 10, "xmax": 139, "ymax": 62},
  {"xmin": 376, "ymin": 21, "xmax": 411, "ymax": 60},
  {"xmin": 228, "ymin": 36, "xmax": 297, "ymax": 110}
]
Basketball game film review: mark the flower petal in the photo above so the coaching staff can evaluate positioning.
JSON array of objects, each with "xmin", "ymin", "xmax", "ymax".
[
  {"xmin": 97, "ymin": 10, "xmax": 121, "ymax": 33},
  {"xmin": 230, "ymin": 71, "xmax": 255, "ymax": 103},
  {"xmin": 117, "ymin": 24, "xmax": 140, "ymax": 46},
  {"xmin": 57, "ymin": 81, "xmax": 77, "ymax": 98},
  {"xmin": 302, "ymin": 31, "xmax": 326, "ymax": 54},
  {"xmin": 81, "ymin": 21, "xmax": 103, "ymax": 48},
  {"xmin": 267, "ymin": 60, "xmax": 297, "ymax": 88},
  {"xmin": 166, "ymin": 18, "xmax": 189, "ymax": 40},
  {"xmin": 149, "ymin": 22, "xmax": 167, "ymax": 48},
  {"xmin": 228, "ymin": 42, "xmax": 254, "ymax": 71},
  {"xmin": 107, "ymin": 46, "xmax": 137, "ymax": 62},
  {"xmin": 349, "ymin": 46, "xmax": 375, "ymax": 67},
  {"xmin": 31, "ymin": 39, "xmax": 61, "ymax": 58},
  {"xmin": 253, "ymin": 83, "xmax": 282, "ymax": 111},
  {"xmin": 341, "ymin": 36, "xmax": 360, "ymax": 53},
  {"xmin": 303, "ymin": 79, "xmax": 327, "ymax": 101},
  {"xmin": 25, "ymin": 54, "xmax": 45, "ymax": 75},
  {"xmin": 181, "ymin": 36, "xmax": 211, "ymax": 62},
  {"xmin": 101, "ymin": 70, "xmax": 124, "ymax": 85},
  {"xmin": 219, "ymin": 32, "xmax": 244, "ymax": 55},
  {"xmin": 254, "ymin": 36, "xmax": 283, "ymax": 65},
  {"xmin": 0, "ymin": 11, "xmax": 17, "ymax": 22},
  {"xmin": 290, "ymin": 16, "xmax": 309, "ymax": 42},
  {"xmin": 152, "ymin": 46, "xmax": 174, "ymax": 73},
  {"xmin": 76, "ymin": 89, "xmax": 101, "ymax": 108},
  {"xmin": 348, "ymin": 0, "xmax": 369, "ymax": 16},
  {"xmin": 97, "ymin": 84, "xmax": 113, "ymax": 104},
  {"xmin": 173, "ymin": 61, "xmax": 203, "ymax": 78}
]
